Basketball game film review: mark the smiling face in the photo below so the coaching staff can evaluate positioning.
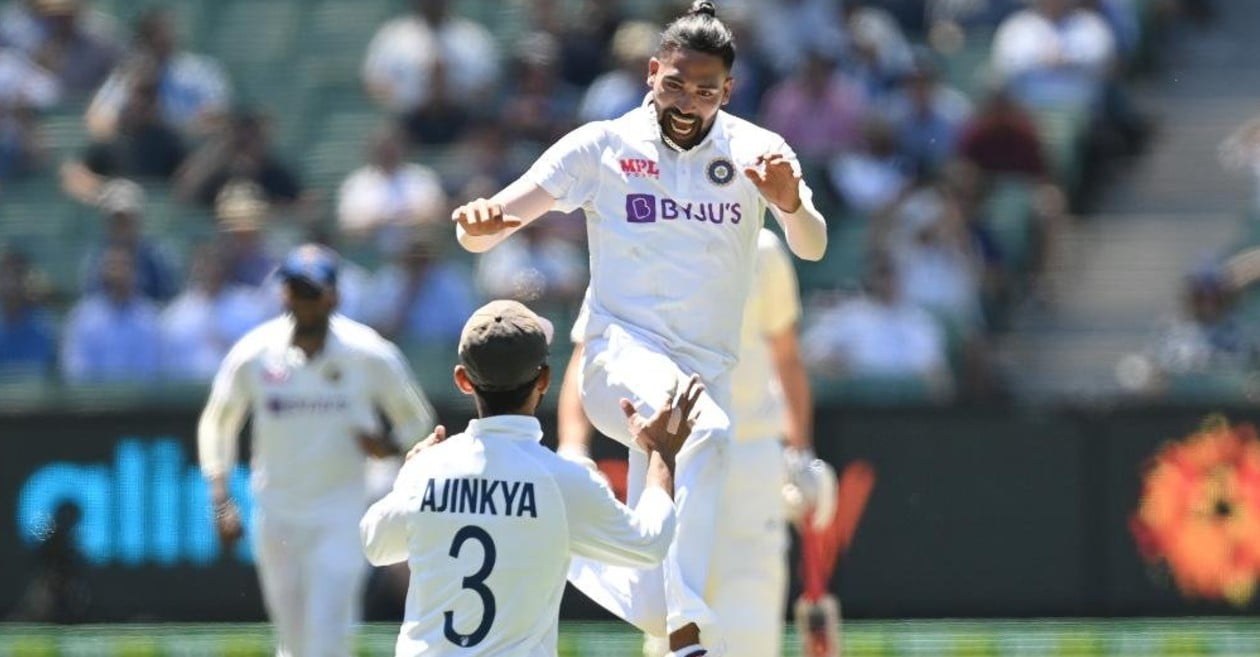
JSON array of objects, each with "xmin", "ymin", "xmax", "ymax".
[{"xmin": 647, "ymin": 47, "xmax": 732, "ymax": 149}]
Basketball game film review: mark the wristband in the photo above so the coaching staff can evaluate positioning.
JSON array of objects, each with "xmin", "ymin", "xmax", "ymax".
[{"xmin": 668, "ymin": 645, "xmax": 706, "ymax": 657}]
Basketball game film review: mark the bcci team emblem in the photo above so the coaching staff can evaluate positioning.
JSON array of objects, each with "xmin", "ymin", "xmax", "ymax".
[
  {"xmin": 324, "ymin": 365, "xmax": 342, "ymax": 383},
  {"xmin": 706, "ymin": 158, "xmax": 735, "ymax": 186}
]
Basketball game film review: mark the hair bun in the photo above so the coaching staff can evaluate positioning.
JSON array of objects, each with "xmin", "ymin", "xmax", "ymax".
[{"xmin": 688, "ymin": 0, "xmax": 717, "ymax": 18}]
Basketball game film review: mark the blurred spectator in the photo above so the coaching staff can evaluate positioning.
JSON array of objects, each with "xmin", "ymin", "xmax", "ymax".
[
  {"xmin": 159, "ymin": 243, "xmax": 267, "ymax": 381},
  {"xmin": 337, "ymin": 124, "xmax": 446, "ymax": 250},
  {"xmin": 500, "ymin": 32, "xmax": 580, "ymax": 147},
  {"xmin": 86, "ymin": 8, "xmax": 230, "ymax": 139},
  {"xmin": 215, "ymin": 183, "xmax": 278, "ymax": 288},
  {"xmin": 843, "ymin": 0, "xmax": 915, "ymax": 96},
  {"xmin": 475, "ymin": 221, "xmax": 586, "ymax": 308},
  {"xmin": 926, "ymin": 0, "xmax": 1023, "ymax": 32},
  {"xmin": 878, "ymin": 179, "xmax": 985, "ymax": 332},
  {"xmin": 61, "ymin": 58, "xmax": 187, "ymax": 202},
  {"xmin": 802, "ymin": 252, "xmax": 952, "ymax": 394},
  {"xmin": 827, "ymin": 115, "xmax": 913, "ymax": 216},
  {"xmin": 364, "ymin": 229, "xmax": 477, "ymax": 345},
  {"xmin": 1220, "ymin": 113, "xmax": 1260, "ymax": 212},
  {"xmin": 61, "ymin": 244, "xmax": 162, "ymax": 383},
  {"xmin": 578, "ymin": 20, "xmax": 658, "ymax": 123},
  {"xmin": 1143, "ymin": 266, "xmax": 1260, "ymax": 377},
  {"xmin": 0, "ymin": 48, "xmax": 59, "ymax": 180},
  {"xmin": 957, "ymin": 86, "xmax": 1051, "ymax": 178},
  {"xmin": 990, "ymin": 0, "xmax": 1115, "ymax": 110},
  {"xmin": 362, "ymin": 0, "xmax": 500, "ymax": 145},
  {"xmin": 450, "ymin": 118, "xmax": 517, "ymax": 202},
  {"xmin": 175, "ymin": 109, "xmax": 302, "ymax": 209},
  {"xmin": 0, "ymin": 0, "xmax": 120, "ymax": 97},
  {"xmin": 759, "ymin": 49, "xmax": 867, "ymax": 167},
  {"xmin": 79, "ymin": 179, "xmax": 178, "ymax": 302},
  {"xmin": 750, "ymin": 0, "xmax": 847, "ymax": 78},
  {"xmin": 883, "ymin": 50, "xmax": 972, "ymax": 175},
  {"xmin": 0, "ymin": 247, "xmax": 54, "ymax": 375},
  {"xmin": 526, "ymin": 0, "xmax": 622, "ymax": 89}
]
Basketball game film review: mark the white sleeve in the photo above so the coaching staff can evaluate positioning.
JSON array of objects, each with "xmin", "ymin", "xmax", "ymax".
[
  {"xmin": 756, "ymin": 234, "xmax": 802, "ymax": 337},
  {"xmin": 360, "ymin": 488, "xmax": 412, "ymax": 566},
  {"xmin": 522, "ymin": 122, "xmax": 605, "ymax": 213},
  {"xmin": 767, "ymin": 139, "xmax": 828, "ymax": 261},
  {"xmin": 370, "ymin": 341, "xmax": 436, "ymax": 449},
  {"xmin": 197, "ymin": 341, "xmax": 253, "ymax": 479},
  {"xmin": 565, "ymin": 468, "xmax": 676, "ymax": 568}
]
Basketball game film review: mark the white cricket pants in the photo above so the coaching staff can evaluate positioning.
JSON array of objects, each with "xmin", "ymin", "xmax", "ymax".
[
  {"xmin": 706, "ymin": 438, "xmax": 788, "ymax": 657},
  {"xmin": 253, "ymin": 504, "xmax": 367, "ymax": 657},
  {"xmin": 568, "ymin": 324, "xmax": 731, "ymax": 652}
]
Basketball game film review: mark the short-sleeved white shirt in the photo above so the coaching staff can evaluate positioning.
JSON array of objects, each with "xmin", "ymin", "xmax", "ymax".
[
  {"xmin": 730, "ymin": 230, "xmax": 801, "ymax": 442},
  {"xmin": 525, "ymin": 100, "xmax": 815, "ymax": 382}
]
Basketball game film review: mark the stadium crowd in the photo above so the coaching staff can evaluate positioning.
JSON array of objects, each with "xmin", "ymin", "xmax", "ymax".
[{"xmin": 0, "ymin": 0, "xmax": 1209, "ymax": 404}]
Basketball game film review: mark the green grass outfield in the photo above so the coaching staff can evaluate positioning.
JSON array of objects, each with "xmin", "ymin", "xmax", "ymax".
[{"xmin": 2, "ymin": 619, "xmax": 1260, "ymax": 656}]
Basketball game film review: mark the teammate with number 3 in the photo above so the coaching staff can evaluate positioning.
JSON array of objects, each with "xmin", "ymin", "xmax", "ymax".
[
  {"xmin": 450, "ymin": 3, "xmax": 827, "ymax": 654},
  {"xmin": 360, "ymin": 300, "xmax": 700, "ymax": 656}
]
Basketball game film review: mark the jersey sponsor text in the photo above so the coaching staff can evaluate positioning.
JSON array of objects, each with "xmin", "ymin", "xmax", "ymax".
[{"xmin": 420, "ymin": 477, "xmax": 539, "ymax": 518}]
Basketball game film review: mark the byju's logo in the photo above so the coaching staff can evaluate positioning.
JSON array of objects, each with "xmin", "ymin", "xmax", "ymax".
[
  {"xmin": 624, "ymin": 194, "xmax": 742, "ymax": 225},
  {"xmin": 626, "ymin": 193, "xmax": 657, "ymax": 223},
  {"xmin": 16, "ymin": 438, "xmax": 255, "ymax": 566}
]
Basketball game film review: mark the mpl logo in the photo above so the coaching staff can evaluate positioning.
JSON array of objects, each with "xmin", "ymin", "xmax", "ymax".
[{"xmin": 619, "ymin": 158, "xmax": 660, "ymax": 179}]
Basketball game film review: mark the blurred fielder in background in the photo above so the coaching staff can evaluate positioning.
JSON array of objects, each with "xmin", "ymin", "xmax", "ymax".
[
  {"xmin": 558, "ymin": 228, "xmax": 840, "ymax": 657},
  {"xmin": 450, "ymin": 3, "xmax": 828, "ymax": 653},
  {"xmin": 198, "ymin": 244, "xmax": 436, "ymax": 657}
]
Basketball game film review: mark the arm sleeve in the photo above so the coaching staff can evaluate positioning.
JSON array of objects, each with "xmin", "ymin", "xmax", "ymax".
[
  {"xmin": 197, "ymin": 341, "xmax": 253, "ymax": 479},
  {"xmin": 522, "ymin": 122, "xmax": 605, "ymax": 213},
  {"xmin": 757, "ymin": 234, "xmax": 803, "ymax": 337},
  {"xmin": 371, "ymin": 341, "xmax": 436, "ymax": 449},
  {"xmin": 360, "ymin": 488, "xmax": 412, "ymax": 566},
  {"xmin": 566, "ymin": 468, "xmax": 676, "ymax": 568},
  {"xmin": 766, "ymin": 140, "xmax": 828, "ymax": 261}
]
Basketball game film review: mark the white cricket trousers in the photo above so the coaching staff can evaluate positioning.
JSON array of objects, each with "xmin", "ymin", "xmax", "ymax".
[
  {"xmin": 569, "ymin": 324, "xmax": 731, "ymax": 652},
  {"xmin": 707, "ymin": 438, "xmax": 788, "ymax": 657},
  {"xmin": 253, "ymin": 504, "xmax": 367, "ymax": 657}
]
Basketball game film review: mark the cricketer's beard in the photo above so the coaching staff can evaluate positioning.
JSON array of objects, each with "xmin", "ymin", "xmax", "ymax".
[
  {"xmin": 292, "ymin": 315, "xmax": 330, "ymax": 341},
  {"xmin": 658, "ymin": 107, "xmax": 704, "ymax": 149}
]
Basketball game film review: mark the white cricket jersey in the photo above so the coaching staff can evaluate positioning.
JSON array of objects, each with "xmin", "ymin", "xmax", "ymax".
[
  {"xmin": 198, "ymin": 315, "xmax": 436, "ymax": 520},
  {"xmin": 730, "ymin": 230, "xmax": 802, "ymax": 443},
  {"xmin": 524, "ymin": 99, "xmax": 816, "ymax": 382},
  {"xmin": 360, "ymin": 415, "xmax": 675, "ymax": 657}
]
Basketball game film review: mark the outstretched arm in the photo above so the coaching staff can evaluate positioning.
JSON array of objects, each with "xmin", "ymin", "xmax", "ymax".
[{"xmin": 454, "ymin": 177, "xmax": 558, "ymax": 253}]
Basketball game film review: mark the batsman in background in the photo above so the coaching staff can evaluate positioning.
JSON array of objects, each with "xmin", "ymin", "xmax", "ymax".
[
  {"xmin": 558, "ymin": 228, "xmax": 838, "ymax": 657},
  {"xmin": 198, "ymin": 244, "xmax": 436, "ymax": 657}
]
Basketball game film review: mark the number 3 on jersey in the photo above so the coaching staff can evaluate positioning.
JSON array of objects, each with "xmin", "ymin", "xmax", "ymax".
[{"xmin": 444, "ymin": 525, "xmax": 497, "ymax": 647}]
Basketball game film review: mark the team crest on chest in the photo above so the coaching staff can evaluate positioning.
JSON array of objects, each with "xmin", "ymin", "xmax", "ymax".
[
  {"xmin": 706, "ymin": 157, "xmax": 735, "ymax": 186},
  {"xmin": 323, "ymin": 364, "xmax": 342, "ymax": 384}
]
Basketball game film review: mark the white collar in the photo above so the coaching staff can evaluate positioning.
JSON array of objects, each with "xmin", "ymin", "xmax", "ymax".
[{"xmin": 466, "ymin": 415, "xmax": 544, "ymax": 443}]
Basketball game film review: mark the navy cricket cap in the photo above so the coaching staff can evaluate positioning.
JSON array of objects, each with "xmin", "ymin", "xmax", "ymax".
[
  {"xmin": 277, "ymin": 244, "xmax": 339, "ymax": 292},
  {"xmin": 458, "ymin": 300, "xmax": 555, "ymax": 391}
]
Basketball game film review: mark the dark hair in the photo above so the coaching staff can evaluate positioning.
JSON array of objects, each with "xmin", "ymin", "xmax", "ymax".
[
  {"xmin": 658, "ymin": 1, "xmax": 735, "ymax": 69},
  {"xmin": 473, "ymin": 366, "xmax": 548, "ymax": 416}
]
